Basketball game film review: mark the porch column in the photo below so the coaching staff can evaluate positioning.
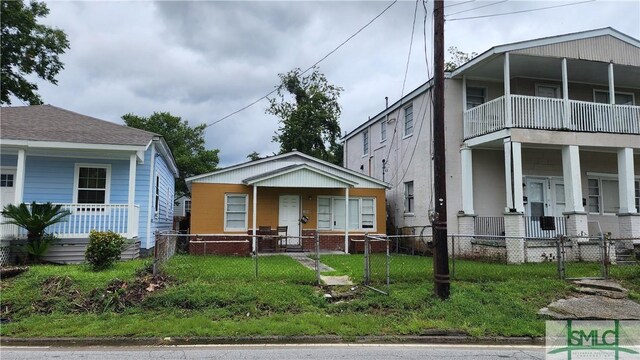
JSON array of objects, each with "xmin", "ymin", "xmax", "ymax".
[
  {"xmin": 618, "ymin": 148, "xmax": 637, "ymax": 214},
  {"xmin": 617, "ymin": 148, "xmax": 640, "ymax": 241},
  {"xmin": 462, "ymin": 75, "xmax": 467, "ymax": 112},
  {"xmin": 252, "ymin": 185, "xmax": 257, "ymax": 253},
  {"xmin": 344, "ymin": 187, "xmax": 349, "ymax": 254},
  {"xmin": 503, "ymin": 139, "xmax": 524, "ymax": 213},
  {"xmin": 460, "ymin": 145, "xmax": 474, "ymax": 214},
  {"xmin": 127, "ymin": 154, "xmax": 137, "ymax": 238},
  {"xmin": 504, "ymin": 52, "xmax": 512, "ymax": 128},
  {"xmin": 14, "ymin": 149, "xmax": 25, "ymax": 204},
  {"xmin": 608, "ymin": 63, "xmax": 615, "ymax": 104},
  {"xmin": 561, "ymin": 145, "xmax": 588, "ymax": 237},
  {"xmin": 561, "ymin": 58, "xmax": 571, "ymax": 129}
]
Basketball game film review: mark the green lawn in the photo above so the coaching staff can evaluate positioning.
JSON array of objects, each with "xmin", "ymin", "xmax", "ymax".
[{"xmin": 0, "ymin": 254, "xmax": 637, "ymax": 338}]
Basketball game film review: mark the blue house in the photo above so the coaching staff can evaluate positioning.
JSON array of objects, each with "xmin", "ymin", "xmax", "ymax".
[{"xmin": 0, "ymin": 105, "xmax": 179, "ymax": 256}]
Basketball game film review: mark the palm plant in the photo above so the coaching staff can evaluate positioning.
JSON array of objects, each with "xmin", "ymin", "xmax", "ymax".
[{"xmin": 1, "ymin": 202, "xmax": 71, "ymax": 262}]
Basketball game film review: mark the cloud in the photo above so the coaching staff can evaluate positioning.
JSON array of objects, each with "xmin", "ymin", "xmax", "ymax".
[{"xmin": 28, "ymin": 0, "xmax": 640, "ymax": 167}]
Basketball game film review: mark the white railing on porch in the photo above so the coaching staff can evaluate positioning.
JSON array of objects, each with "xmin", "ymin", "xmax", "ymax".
[
  {"xmin": 0, "ymin": 203, "xmax": 139, "ymax": 240},
  {"xmin": 464, "ymin": 95, "xmax": 640, "ymax": 139}
]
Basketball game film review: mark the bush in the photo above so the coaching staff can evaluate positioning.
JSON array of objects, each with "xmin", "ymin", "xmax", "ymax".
[{"xmin": 85, "ymin": 230, "xmax": 126, "ymax": 270}]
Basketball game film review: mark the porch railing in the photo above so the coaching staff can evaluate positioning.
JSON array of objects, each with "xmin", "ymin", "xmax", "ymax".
[
  {"xmin": 474, "ymin": 216, "xmax": 505, "ymax": 236},
  {"xmin": 0, "ymin": 203, "xmax": 139, "ymax": 240},
  {"xmin": 464, "ymin": 95, "xmax": 640, "ymax": 139},
  {"xmin": 524, "ymin": 216, "xmax": 566, "ymax": 239}
]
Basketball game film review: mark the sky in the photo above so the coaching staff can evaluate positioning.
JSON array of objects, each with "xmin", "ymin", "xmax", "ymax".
[{"xmin": 18, "ymin": 0, "xmax": 640, "ymax": 167}]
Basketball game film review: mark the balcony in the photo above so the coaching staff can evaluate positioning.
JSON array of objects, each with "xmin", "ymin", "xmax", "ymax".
[
  {"xmin": 0, "ymin": 203, "xmax": 140, "ymax": 240},
  {"xmin": 464, "ymin": 95, "xmax": 640, "ymax": 139}
]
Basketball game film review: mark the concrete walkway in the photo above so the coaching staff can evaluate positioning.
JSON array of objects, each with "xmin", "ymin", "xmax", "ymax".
[{"xmin": 285, "ymin": 253, "xmax": 354, "ymax": 286}]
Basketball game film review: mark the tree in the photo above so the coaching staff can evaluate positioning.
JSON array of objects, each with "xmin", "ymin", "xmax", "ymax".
[
  {"xmin": 122, "ymin": 112, "xmax": 219, "ymax": 197},
  {"xmin": 1, "ymin": 0, "xmax": 70, "ymax": 105},
  {"xmin": 444, "ymin": 46, "xmax": 477, "ymax": 72},
  {"xmin": 246, "ymin": 151, "xmax": 261, "ymax": 161},
  {"xmin": 1, "ymin": 202, "xmax": 71, "ymax": 262},
  {"xmin": 267, "ymin": 67, "xmax": 343, "ymax": 165}
]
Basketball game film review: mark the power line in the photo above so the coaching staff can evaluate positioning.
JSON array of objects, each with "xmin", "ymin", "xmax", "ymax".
[
  {"xmin": 205, "ymin": 0, "xmax": 399, "ymax": 129},
  {"xmin": 444, "ymin": 0, "xmax": 476, "ymax": 9},
  {"xmin": 447, "ymin": 0, "xmax": 595, "ymax": 21},
  {"xmin": 446, "ymin": 0, "xmax": 507, "ymax": 17},
  {"xmin": 401, "ymin": 0, "xmax": 420, "ymax": 98}
]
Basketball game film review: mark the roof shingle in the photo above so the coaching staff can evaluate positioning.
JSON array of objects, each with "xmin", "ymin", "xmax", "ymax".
[{"xmin": 0, "ymin": 105, "xmax": 158, "ymax": 146}]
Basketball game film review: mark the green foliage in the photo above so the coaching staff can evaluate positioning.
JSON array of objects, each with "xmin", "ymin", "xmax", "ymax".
[
  {"xmin": 2, "ymin": 202, "xmax": 70, "ymax": 263},
  {"xmin": 1, "ymin": 202, "xmax": 71, "ymax": 240},
  {"xmin": 267, "ymin": 67, "xmax": 343, "ymax": 165},
  {"xmin": 246, "ymin": 151, "xmax": 262, "ymax": 161},
  {"xmin": 85, "ymin": 230, "xmax": 126, "ymax": 270},
  {"xmin": 444, "ymin": 46, "xmax": 478, "ymax": 72},
  {"xmin": 0, "ymin": 0, "xmax": 70, "ymax": 105},
  {"xmin": 122, "ymin": 112, "xmax": 219, "ymax": 197}
]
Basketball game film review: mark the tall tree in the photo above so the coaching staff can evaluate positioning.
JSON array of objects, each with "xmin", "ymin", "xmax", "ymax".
[
  {"xmin": 267, "ymin": 67, "xmax": 343, "ymax": 165},
  {"xmin": 122, "ymin": 112, "xmax": 219, "ymax": 198},
  {"xmin": 444, "ymin": 46, "xmax": 477, "ymax": 72},
  {"xmin": 1, "ymin": 0, "xmax": 70, "ymax": 105}
]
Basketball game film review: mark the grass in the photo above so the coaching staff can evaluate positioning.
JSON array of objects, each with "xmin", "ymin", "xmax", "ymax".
[{"xmin": 0, "ymin": 254, "xmax": 637, "ymax": 338}]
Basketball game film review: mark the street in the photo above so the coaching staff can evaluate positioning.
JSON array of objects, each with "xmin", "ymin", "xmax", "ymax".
[{"xmin": 1, "ymin": 344, "xmax": 545, "ymax": 359}]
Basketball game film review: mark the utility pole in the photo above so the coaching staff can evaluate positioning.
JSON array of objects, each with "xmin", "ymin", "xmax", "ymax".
[{"xmin": 432, "ymin": 0, "xmax": 450, "ymax": 300}]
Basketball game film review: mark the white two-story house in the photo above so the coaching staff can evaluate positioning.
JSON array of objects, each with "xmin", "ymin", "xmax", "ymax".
[{"xmin": 343, "ymin": 28, "xmax": 639, "ymax": 252}]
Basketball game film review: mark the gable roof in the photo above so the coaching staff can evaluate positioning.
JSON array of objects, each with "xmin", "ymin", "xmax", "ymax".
[
  {"xmin": 451, "ymin": 27, "xmax": 640, "ymax": 77},
  {"xmin": 243, "ymin": 164, "xmax": 358, "ymax": 188},
  {"xmin": 0, "ymin": 105, "xmax": 158, "ymax": 146},
  {"xmin": 187, "ymin": 151, "xmax": 389, "ymax": 189}
]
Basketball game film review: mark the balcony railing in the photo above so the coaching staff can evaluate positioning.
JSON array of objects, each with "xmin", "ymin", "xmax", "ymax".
[
  {"xmin": 0, "ymin": 203, "xmax": 139, "ymax": 240},
  {"xmin": 464, "ymin": 95, "xmax": 640, "ymax": 139}
]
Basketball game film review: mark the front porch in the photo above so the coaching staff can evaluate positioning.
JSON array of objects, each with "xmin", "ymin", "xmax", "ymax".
[{"xmin": 0, "ymin": 203, "xmax": 140, "ymax": 240}]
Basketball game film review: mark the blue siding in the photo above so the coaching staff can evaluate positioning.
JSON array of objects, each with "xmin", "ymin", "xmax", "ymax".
[
  {"xmin": 23, "ymin": 156, "xmax": 129, "ymax": 204},
  {"xmin": 1, "ymin": 154, "xmax": 17, "ymax": 167},
  {"xmin": 148, "ymin": 150, "xmax": 175, "ymax": 248},
  {"xmin": 135, "ymin": 148, "xmax": 152, "ymax": 249}
]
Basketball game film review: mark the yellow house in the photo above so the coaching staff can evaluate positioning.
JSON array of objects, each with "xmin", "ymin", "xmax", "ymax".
[{"xmin": 186, "ymin": 151, "xmax": 389, "ymax": 254}]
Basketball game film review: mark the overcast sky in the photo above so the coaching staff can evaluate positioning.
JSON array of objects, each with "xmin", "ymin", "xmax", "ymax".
[{"xmin": 23, "ymin": 0, "xmax": 640, "ymax": 166}]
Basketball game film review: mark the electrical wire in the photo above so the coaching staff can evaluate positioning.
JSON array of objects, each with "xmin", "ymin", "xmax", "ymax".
[
  {"xmin": 204, "ymin": 0, "xmax": 399, "ymax": 128},
  {"xmin": 446, "ymin": 0, "xmax": 507, "ymax": 17},
  {"xmin": 401, "ymin": 0, "xmax": 420, "ymax": 97},
  {"xmin": 447, "ymin": 0, "xmax": 595, "ymax": 21}
]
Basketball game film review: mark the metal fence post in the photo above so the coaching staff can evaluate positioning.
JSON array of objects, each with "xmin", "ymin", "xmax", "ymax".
[
  {"xmin": 152, "ymin": 233, "xmax": 159, "ymax": 276},
  {"xmin": 451, "ymin": 235, "xmax": 456, "ymax": 279},
  {"xmin": 364, "ymin": 235, "xmax": 369, "ymax": 285},
  {"xmin": 315, "ymin": 232, "xmax": 321, "ymax": 285},
  {"xmin": 385, "ymin": 238, "xmax": 390, "ymax": 293},
  {"xmin": 254, "ymin": 238, "xmax": 259, "ymax": 280}
]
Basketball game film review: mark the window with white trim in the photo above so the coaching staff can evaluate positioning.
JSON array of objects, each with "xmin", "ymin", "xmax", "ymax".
[
  {"xmin": 184, "ymin": 199, "xmax": 192, "ymax": 216},
  {"xmin": 380, "ymin": 120, "xmax": 387, "ymax": 142},
  {"xmin": 316, "ymin": 196, "xmax": 376, "ymax": 231},
  {"xmin": 466, "ymin": 87, "xmax": 486, "ymax": 109},
  {"xmin": 404, "ymin": 181, "xmax": 414, "ymax": 214},
  {"xmin": 594, "ymin": 90, "xmax": 634, "ymax": 105},
  {"xmin": 225, "ymin": 194, "xmax": 248, "ymax": 230},
  {"xmin": 363, "ymin": 130, "xmax": 369, "ymax": 155},
  {"xmin": 75, "ymin": 165, "xmax": 109, "ymax": 204},
  {"xmin": 588, "ymin": 176, "xmax": 625, "ymax": 214},
  {"xmin": 154, "ymin": 174, "xmax": 160, "ymax": 217},
  {"xmin": 403, "ymin": 104, "xmax": 413, "ymax": 137},
  {"xmin": 0, "ymin": 174, "xmax": 14, "ymax": 187}
]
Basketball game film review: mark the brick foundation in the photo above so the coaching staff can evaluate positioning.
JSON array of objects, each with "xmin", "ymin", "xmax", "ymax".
[{"xmin": 189, "ymin": 235, "xmax": 252, "ymax": 256}]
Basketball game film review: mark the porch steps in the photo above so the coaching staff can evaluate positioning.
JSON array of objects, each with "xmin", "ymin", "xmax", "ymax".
[{"xmin": 615, "ymin": 249, "xmax": 638, "ymax": 266}]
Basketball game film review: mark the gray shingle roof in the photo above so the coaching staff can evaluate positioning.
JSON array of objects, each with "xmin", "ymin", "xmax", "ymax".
[{"xmin": 0, "ymin": 105, "xmax": 158, "ymax": 146}]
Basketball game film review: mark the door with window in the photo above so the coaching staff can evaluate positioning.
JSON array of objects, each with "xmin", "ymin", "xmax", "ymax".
[
  {"xmin": 525, "ymin": 177, "xmax": 564, "ymax": 237},
  {"xmin": 535, "ymin": 85, "xmax": 562, "ymax": 126},
  {"xmin": 279, "ymin": 195, "xmax": 300, "ymax": 246}
]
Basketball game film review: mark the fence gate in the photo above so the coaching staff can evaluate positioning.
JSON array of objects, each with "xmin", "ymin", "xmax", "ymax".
[
  {"xmin": 556, "ymin": 235, "xmax": 609, "ymax": 280},
  {"xmin": 363, "ymin": 235, "xmax": 390, "ymax": 294}
]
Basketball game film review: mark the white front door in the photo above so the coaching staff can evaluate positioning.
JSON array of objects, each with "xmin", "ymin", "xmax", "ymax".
[
  {"xmin": 550, "ymin": 180, "xmax": 565, "ymax": 217},
  {"xmin": 0, "ymin": 169, "xmax": 16, "ymax": 209},
  {"xmin": 279, "ymin": 195, "xmax": 300, "ymax": 246}
]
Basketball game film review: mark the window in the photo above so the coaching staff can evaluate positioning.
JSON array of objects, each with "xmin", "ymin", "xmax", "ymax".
[
  {"xmin": 363, "ymin": 130, "xmax": 369, "ymax": 155},
  {"xmin": 184, "ymin": 200, "xmax": 191, "ymax": 216},
  {"xmin": 317, "ymin": 197, "xmax": 332, "ymax": 230},
  {"xmin": 0, "ymin": 174, "xmax": 14, "ymax": 187},
  {"xmin": 588, "ymin": 176, "xmax": 623, "ymax": 214},
  {"xmin": 380, "ymin": 120, "xmax": 387, "ymax": 142},
  {"xmin": 404, "ymin": 181, "xmax": 414, "ymax": 214},
  {"xmin": 594, "ymin": 90, "xmax": 634, "ymax": 105},
  {"xmin": 316, "ymin": 196, "xmax": 376, "ymax": 231},
  {"xmin": 74, "ymin": 165, "xmax": 109, "ymax": 204},
  {"xmin": 466, "ymin": 87, "xmax": 486, "ymax": 109},
  {"xmin": 154, "ymin": 175, "xmax": 160, "ymax": 216},
  {"xmin": 225, "ymin": 194, "xmax": 248, "ymax": 230},
  {"xmin": 635, "ymin": 181, "xmax": 640, "ymax": 212},
  {"xmin": 403, "ymin": 104, "xmax": 413, "ymax": 137}
]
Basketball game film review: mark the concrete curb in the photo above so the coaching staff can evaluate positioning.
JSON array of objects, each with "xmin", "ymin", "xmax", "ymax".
[{"xmin": 1, "ymin": 335, "xmax": 546, "ymax": 347}]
